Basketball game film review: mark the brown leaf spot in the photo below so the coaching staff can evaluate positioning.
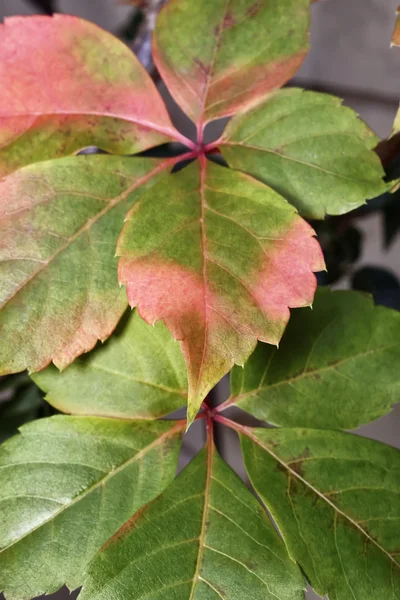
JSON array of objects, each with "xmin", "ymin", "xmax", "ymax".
[
  {"xmin": 101, "ymin": 503, "xmax": 149, "ymax": 550},
  {"xmin": 247, "ymin": 1, "xmax": 263, "ymax": 18},
  {"xmin": 222, "ymin": 11, "xmax": 236, "ymax": 30},
  {"xmin": 194, "ymin": 57, "xmax": 211, "ymax": 76},
  {"xmin": 288, "ymin": 447, "xmax": 311, "ymax": 475}
]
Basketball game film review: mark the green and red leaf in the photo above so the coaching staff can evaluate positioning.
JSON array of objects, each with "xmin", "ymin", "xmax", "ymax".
[
  {"xmin": 0, "ymin": 14, "xmax": 184, "ymax": 176},
  {"xmin": 392, "ymin": 5, "xmax": 400, "ymax": 48},
  {"xmin": 153, "ymin": 0, "xmax": 310, "ymax": 126},
  {"xmin": 392, "ymin": 7, "xmax": 400, "ymax": 134},
  {"xmin": 0, "ymin": 155, "xmax": 172, "ymax": 376},
  {"xmin": 118, "ymin": 158, "xmax": 324, "ymax": 424}
]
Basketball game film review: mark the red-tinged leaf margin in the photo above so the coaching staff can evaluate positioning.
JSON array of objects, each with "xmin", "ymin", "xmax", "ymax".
[
  {"xmin": 152, "ymin": 0, "xmax": 310, "ymax": 131},
  {"xmin": 0, "ymin": 13, "xmax": 194, "ymax": 166},
  {"xmin": 392, "ymin": 6, "xmax": 400, "ymax": 47},
  {"xmin": 117, "ymin": 156, "xmax": 324, "ymax": 426},
  {"xmin": 0, "ymin": 152, "xmax": 196, "ymax": 378}
]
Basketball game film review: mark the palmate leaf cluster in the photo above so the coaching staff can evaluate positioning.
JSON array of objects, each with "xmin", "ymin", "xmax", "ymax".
[{"xmin": 0, "ymin": 1, "xmax": 399, "ymax": 599}]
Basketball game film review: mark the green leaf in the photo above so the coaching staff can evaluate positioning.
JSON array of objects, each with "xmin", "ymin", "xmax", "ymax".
[
  {"xmin": 80, "ymin": 441, "xmax": 304, "ymax": 600},
  {"xmin": 0, "ymin": 14, "xmax": 183, "ymax": 177},
  {"xmin": 225, "ymin": 289, "xmax": 400, "ymax": 429},
  {"xmin": 0, "ymin": 155, "xmax": 171, "ymax": 376},
  {"xmin": 153, "ymin": 0, "xmax": 310, "ymax": 125},
  {"xmin": 220, "ymin": 89, "xmax": 386, "ymax": 219},
  {"xmin": 33, "ymin": 310, "xmax": 187, "ymax": 420},
  {"xmin": 241, "ymin": 427, "xmax": 400, "ymax": 599},
  {"xmin": 117, "ymin": 158, "xmax": 324, "ymax": 425},
  {"xmin": 0, "ymin": 415, "xmax": 184, "ymax": 599}
]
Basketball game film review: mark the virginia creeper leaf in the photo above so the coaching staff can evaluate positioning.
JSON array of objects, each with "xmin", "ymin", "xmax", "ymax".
[
  {"xmin": 0, "ymin": 15, "xmax": 180, "ymax": 177},
  {"xmin": 33, "ymin": 310, "xmax": 188, "ymax": 420},
  {"xmin": 241, "ymin": 428, "xmax": 400, "ymax": 600},
  {"xmin": 392, "ymin": 8, "xmax": 400, "ymax": 134},
  {"xmin": 0, "ymin": 155, "xmax": 170, "ymax": 376},
  {"xmin": 153, "ymin": 0, "xmax": 310, "ymax": 125},
  {"xmin": 392, "ymin": 6, "xmax": 400, "ymax": 48},
  {"xmin": 0, "ymin": 416, "xmax": 184, "ymax": 599},
  {"xmin": 80, "ymin": 442, "xmax": 305, "ymax": 600},
  {"xmin": 220, "ymin": 89, "xmax": 386, "ymax": 219},
  {"xmin": 117, "ymin": 158, "xmax": 324, "ymax": 425},
  {"xmin": 225, "ymin": 289, "xmax": 400, "ymax": 429}
]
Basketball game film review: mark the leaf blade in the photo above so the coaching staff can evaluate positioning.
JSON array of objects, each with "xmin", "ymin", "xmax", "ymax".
[
  {"xmin": 80, "ymin": 442, "xmax": 305, "ymax": 600},
  {"xmin": 0, "ymin": 155, "xmax": 170, "ymax": 376},
  {"xmin": 117, "ymin": 159, "xmax": 324, "ymax": 424},
  {"xmin": 32, "ymin": 310, "xmax": 188, "ymax": 420},
  {"xmin": 153, "ymin": 0, "xmax": 310, "ymax": 124},
  {"xmin": 225, "ymin": 288, "xmax": 400, "ymax": 429},
  {"xmin": 0, "ymin": 14, "xmax": 180, "ymax": 176},
  {"xmin": 220, "ymin": 89, "xmax": 386, "ymax": 219},
  {"xmin": 241, "ymin": 427, "xmax": 400, "ymax": 600},
  {"xmin": 0, "ymin": 416, "xmax": 184, "ymax": 599}
]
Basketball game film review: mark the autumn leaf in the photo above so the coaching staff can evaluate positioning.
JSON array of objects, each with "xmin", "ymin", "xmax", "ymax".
[
  {"xmin": 118, "ymin": 158, "xmax": 324, "ymax": 424},
  {"xmin": 392, "ymin": 7, "xmax": 400, "ymax": 134},
  {"xmin": 153, "ymin": 0, "xmax": 310, "ymax": 125},
  {"xmin": 0, "ymin": 14, "xmax": 186, "ymax": 177},
  {"xmin": 0, "ymin": 156, "xmax": 172, "ymax": 375}
]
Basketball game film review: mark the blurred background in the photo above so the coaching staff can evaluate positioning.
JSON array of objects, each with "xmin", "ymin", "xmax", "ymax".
[{"xmin": 0, "ymin": 1, "xmax": 400, "ymax": 599}]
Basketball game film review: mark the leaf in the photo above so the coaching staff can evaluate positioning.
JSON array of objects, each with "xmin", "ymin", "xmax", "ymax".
[
  {"xmin": 153, "ymin": 0, "xmax": 310, "ymax": 125},
  {"xmin": 33, "ymin": 310, "xmax": 188, "ymax": 420},
  {"xmin": 0, "ymin": 415, "xmax": 184, "ymax": 599},
  {"xmin": 224, "ymin": 288, "xmax": 400, "ymax": 429},
  {"xmin": 220, "ymin": 89, "xmax": 387, "ymax": 219},
  {"xmin": 80, "ymin": 439, "xmax": 305, "ymax": 600},
  {"xmin": 0, "ymin": 155, "xmax": 171, "ymax": 376},
  {"xmin": 118, "ymin": 158, "xmax": 324, "ymax": 425},
  {"xmin": 241, "ymin": 427, "xmax": 400, "ymax": 600},
  {"xmin": 392, "ymin": 6, "xmax": 400, "ymax": 48},
  {"xmin": 0, "ymin": 15, "xmax": 182, "ymax": 177}
]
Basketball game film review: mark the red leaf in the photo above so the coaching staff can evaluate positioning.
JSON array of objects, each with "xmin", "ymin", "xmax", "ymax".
[{"xmin": 0, "ymin": 15, "xmax": 186, "ymax": 175}]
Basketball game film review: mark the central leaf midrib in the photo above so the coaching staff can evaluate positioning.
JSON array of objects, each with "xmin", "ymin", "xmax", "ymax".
[
  {"xmin": 189, "ymin": 434, "xmax": 213, "ymax": 599},
  {"xmin": 0, "ymin": 422, "xmax": 183, "ymax": 553},
  {"xmin": 199, "ymin": 0, "xmax": 231, "ymax": 124}
]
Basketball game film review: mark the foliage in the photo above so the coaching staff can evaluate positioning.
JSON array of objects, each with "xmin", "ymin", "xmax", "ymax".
[{"xmin": 0, "ymin": 1, "xmax": 398, "ymax": 599}]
